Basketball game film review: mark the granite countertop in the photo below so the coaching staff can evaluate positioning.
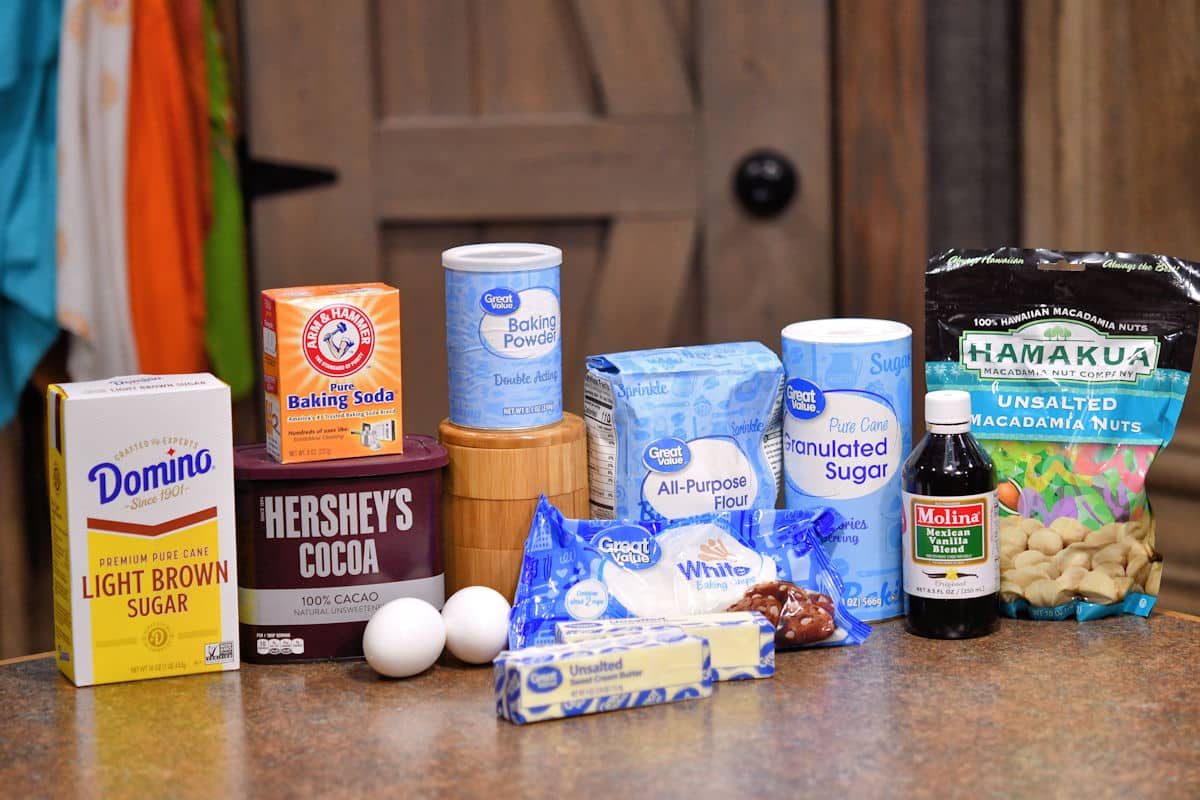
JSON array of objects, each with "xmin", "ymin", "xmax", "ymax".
[{"xmin": 2, "ymin": 615, "xmax": 1197, "ymax": 799}]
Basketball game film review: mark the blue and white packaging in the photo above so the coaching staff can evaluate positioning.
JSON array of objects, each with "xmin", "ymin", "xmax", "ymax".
[
  {"xmin": 781, "ymin": 319, "xmax": 912, "ymax": 621},
  {"xmin": 508, "ymin": 496, "xmax": 870, "ymax": 650},
  {"xmin": 442, "ymin": 243, "xmax": 562, "ymax": 429},
  {"xmin": 583, "ymin": 342, "xmax": 784, "ymax": 521}
]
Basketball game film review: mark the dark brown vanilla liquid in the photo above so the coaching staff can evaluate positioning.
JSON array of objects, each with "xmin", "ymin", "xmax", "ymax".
[{"xmin": 901, "ymin": 429, "xmax": 999, "ymax": 639}]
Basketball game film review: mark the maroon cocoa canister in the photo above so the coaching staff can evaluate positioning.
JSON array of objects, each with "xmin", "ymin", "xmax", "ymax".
[{"xmin": 234, "ymin": 436, "xmax": 448, "ymax": 663}]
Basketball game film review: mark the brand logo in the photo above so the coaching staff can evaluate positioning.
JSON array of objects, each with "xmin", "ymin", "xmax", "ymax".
[
  {"xmin": 302, "ymin": 303, "xmax": 375, "ymax": 378},
  {"xmin": 915, "ymin": 503, "xmax": 982, "ymax": 528},
  {"xmin": 89, "ymin": 447, "xmax": 214, "ymax": 505},
  {"xmin": 480, "ymin": 288, "xmax": 520, "ymax": 315},
  {"xmin": 960, "ymin": 320, "xmax": 1159, "ymax": 383},
  {"xmin": 642, "ymin": 438, "xmax": 690, "ymax": 473},
  {"xmin": 912, "ymin": 500, "xmax": 987, "ymax": 562},
  {"xmin": 784, "ymin": 378, "xmax": 825, "ymax": 420},
  {"xmin": 595, "ymin": 525, "xmax": 660, "ymax": 570},
  {"xmin": 527, "ymin": 665, "xmax": 563, "ymax": 693}
]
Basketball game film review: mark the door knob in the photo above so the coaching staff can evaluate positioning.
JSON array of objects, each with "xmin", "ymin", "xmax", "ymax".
[{"xmin": 733, "ymin": 149, "xmax": 797, "ymax": 218}]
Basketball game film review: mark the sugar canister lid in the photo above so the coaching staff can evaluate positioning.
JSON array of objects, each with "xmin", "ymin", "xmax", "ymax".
[{"xmin": 234, "ymin": 434, "xmax": 448, "ymax": 480}]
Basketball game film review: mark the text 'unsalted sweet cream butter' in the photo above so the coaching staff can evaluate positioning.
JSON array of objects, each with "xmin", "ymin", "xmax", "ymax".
[
  {"xmin": 494, "ymin": 630, "xmax": 712, "ymax": 724},
  {"xmin": 47, "ymin": 374, "xmax": 239, "ymax": 686}
]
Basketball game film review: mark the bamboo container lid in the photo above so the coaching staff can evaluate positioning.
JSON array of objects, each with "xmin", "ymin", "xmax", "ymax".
[{"xmin": 439, "ymin": 413, "xmax": 589, "ymax": 601}]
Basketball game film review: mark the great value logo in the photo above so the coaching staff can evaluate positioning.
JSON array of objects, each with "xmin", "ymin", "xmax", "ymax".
[
  {"xmin": 642, "ymin": 438, "xmax": 690, "ymax": 473},
  {"xmin": 960, "ymin": 320, "xmax": 1159, "ymax": 383},
  {"xmin": 479, "ymin": 288, "xmax": 519, "ymax": 315},
  {"xmin": 527, "ymin": 665, "xmax": 564, "ymax": 693},
  {"xmin": 784, "ymin": 378, "xmax": 825, "ymax": 420},
  {"xmin": 594, "ymin": 525, "xmax": 660, "ymax": 570}
]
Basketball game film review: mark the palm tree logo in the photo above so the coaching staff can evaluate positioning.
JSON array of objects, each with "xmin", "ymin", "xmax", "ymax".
[{"xmin": 1044, "ymin": 325, "xmax": 1072, "ymax": 341}]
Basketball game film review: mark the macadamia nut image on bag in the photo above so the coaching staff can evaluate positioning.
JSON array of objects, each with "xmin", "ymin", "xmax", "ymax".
[{"xmin": 925, "ymin": 248, "xmax": 1200, "ymax": 620}]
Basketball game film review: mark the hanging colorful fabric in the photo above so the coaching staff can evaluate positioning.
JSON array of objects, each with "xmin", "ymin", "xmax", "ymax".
[
  {"xmin": 125, "ymin": 0, "xmax": 209, "ymax": 374},
  {"xmin": 202, "ymin": 0, "xmax": 255, "ymax": 400},
  {"xmin": 0, "ymin": 0, "xmax": 61, "ymax": 427},
  {"xmin": 56, "ymin": 0, "xmax": 140, "ymax": 383}
]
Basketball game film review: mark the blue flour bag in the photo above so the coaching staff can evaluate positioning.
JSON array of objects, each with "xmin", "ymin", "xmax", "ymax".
[
  {"xmin": 509, "ymin": 497, "xmax": 871, "ymax": 650},
  {"xmin": 583, "ymin": 342, "xmax": 784, "ymax": 521}
]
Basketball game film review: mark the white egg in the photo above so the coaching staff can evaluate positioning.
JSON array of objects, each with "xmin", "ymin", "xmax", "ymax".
[
  {"xmin": 362, "ymin": 597, "xmax": 446, "ymax": 678},
  {"xmin": 440, "ymin": 586, "xmax": 512, "ymax": 664}
]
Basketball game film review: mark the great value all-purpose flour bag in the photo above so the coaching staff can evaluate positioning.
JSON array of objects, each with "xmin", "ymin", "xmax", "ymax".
[
  {"xmin": 509, "ymin": 496, "xmax": 870, "ymax": 649},
  {"xmin": 584, "ymin": 342, "xmax": 783, "ymax": 521},
  {"xmin": 925, "ymin": 248, "xmax": 1200, "ymax": 619}
]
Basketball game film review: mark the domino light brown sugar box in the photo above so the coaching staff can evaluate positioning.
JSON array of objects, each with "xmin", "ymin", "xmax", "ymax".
[
  {"xmin": 47, "ymin": 374, "xmax": 239, "ymax": 686},
  {"xmin": 262, "ymin": 283, "xmax": 403, "ymax": 463}
]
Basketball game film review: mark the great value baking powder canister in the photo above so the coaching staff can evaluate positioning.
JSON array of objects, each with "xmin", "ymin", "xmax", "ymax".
[
  {"xmin": 442, "ymin": 243, "xmax": 562, "ymax": 430},
  {"xmin": 781, "ymin": 319, "xmax": 912, "ymax": 621},
  {"xmin": 234, "ymin": 435, "xmax": 447, "ymax": 662}
]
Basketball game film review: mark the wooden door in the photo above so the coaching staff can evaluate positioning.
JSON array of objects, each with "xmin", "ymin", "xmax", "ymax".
[{"xmin": 241, "ymin": 0, "xmax": 833, "ymax": 437}]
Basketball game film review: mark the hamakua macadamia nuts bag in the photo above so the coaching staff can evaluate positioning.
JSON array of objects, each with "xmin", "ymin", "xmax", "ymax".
[{"xmin": 925, "ymin": 248, "xmax": 1200, "ymax": 620}]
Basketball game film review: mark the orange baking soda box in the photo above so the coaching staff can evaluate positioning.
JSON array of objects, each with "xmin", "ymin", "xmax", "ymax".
[
  {"xmin": 261, "ymin": 283, "xmax": 403, "ymax": 463},
  {"xmin": 46, "ymin": 374, "xmax": 239, "ymax": 686}
]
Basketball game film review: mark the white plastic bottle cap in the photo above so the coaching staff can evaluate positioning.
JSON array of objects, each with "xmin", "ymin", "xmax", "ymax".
[{"xmin": 926, "ymin": 390, "xmax": 971, "ymax": 426}]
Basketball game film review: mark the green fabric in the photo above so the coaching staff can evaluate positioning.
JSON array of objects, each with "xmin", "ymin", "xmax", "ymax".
[{"xmin": 202, "ymin": 0, "xmax": 254, "ymax": 399}]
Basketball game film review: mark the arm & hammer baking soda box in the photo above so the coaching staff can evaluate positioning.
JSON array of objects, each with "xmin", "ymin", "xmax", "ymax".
[
  {"xmin": 261, "ymin": 283, "xmax": 403, "ymax": 463},
  {"xmin": 47, "ymin": 374, "xmax": 239, "ymax": 686}
]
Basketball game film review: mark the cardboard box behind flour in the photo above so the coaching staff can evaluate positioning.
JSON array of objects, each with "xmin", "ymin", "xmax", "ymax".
[{"xmin": 47, "ymin": 374, "xmax": 239, "ymax": 686}]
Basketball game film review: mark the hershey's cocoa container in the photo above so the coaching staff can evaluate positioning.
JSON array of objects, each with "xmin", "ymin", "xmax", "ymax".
[{"xmin": 234, "ymin": 435, "xmax": 448, "ymax": 662}]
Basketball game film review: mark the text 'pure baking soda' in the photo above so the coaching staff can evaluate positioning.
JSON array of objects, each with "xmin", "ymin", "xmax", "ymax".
[
  {"xmin": 47, "ymin": 374, "xmax": 239, "ymax": 686},
  {"xmin": 262, "ymin": 283, "xmax": 403, "ymax": 463},
  {"xmin": 781, "ymin": 319, "xmax": 912, "ymax": 621}
]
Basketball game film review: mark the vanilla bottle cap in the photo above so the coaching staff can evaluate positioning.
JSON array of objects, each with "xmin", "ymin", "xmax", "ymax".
[{"xmin": 926, "ymin": 390, "xmax": 971, "ymax": 427}]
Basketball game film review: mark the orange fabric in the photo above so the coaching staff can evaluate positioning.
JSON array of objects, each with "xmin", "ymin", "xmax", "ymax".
[
  {"xmin": 126, "ymin": 0, "xmax": 208, "ymax": 373},
  {"xmin": 173, "ymin": 0, "xmax": 211, "ymax": 232}
]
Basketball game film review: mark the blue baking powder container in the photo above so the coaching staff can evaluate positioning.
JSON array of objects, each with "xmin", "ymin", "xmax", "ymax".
[
  {"xmin": 443, "ymin": 243, "xmax": 563, "ymax": 429},
  {"xmin": 781, "ymin": 319, "xmax": 912, "ymax": 621}
]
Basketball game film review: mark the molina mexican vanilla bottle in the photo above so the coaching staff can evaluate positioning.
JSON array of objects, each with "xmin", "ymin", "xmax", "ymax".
[{"xmin": 901, "ymin": 390, "xmax": 999, "ymax": 638}]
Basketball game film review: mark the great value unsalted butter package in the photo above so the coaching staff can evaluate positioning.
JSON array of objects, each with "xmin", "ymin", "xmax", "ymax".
[
  {"xmin": 47, "ymin": 374, "xmax": 239, "ymax": 686},
  {"xmin": 262, "ymin": 283, "xmax": 403, "ymax": 463},
  {"xmin": 555, "ymin": 611, "xmax": 775, "ymax": 681},
  {"xmin": 494, "ymin": 630, "xmax": 712, "ymax": 725}
]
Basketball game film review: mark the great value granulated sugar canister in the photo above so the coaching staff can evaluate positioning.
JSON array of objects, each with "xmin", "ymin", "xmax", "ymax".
[
  {"xmin": 234, "ymin": 435, "xmax": 447, "ymax": 662},
  {"xmin": 781, "ymin": 319, "xmax": 912, "ymax": 621}
]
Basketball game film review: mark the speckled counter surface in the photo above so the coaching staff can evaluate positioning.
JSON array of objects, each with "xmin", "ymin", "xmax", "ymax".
[{"xmin": 2, "ymin": 615, "xmax": 1197, "ymax": 799}]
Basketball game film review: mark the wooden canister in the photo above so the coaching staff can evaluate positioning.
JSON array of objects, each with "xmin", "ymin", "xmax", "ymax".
[{"xmin": 439, "ymin": 413, "xmax": 588, "ymax": 601}]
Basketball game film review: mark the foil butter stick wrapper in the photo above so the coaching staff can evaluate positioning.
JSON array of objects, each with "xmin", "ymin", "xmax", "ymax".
[
  {"xmin": 494, "ymin": 630, "xmax": 712, "ymax": 725},
  {"xmin": 555, "ymin": 612, "xmax": 775, "ymax": 681}
]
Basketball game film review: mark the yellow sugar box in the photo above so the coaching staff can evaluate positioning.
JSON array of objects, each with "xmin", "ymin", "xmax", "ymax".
[{"xmin": 47, "ymin": 374, "xmax": 239, "ymax": 686}]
